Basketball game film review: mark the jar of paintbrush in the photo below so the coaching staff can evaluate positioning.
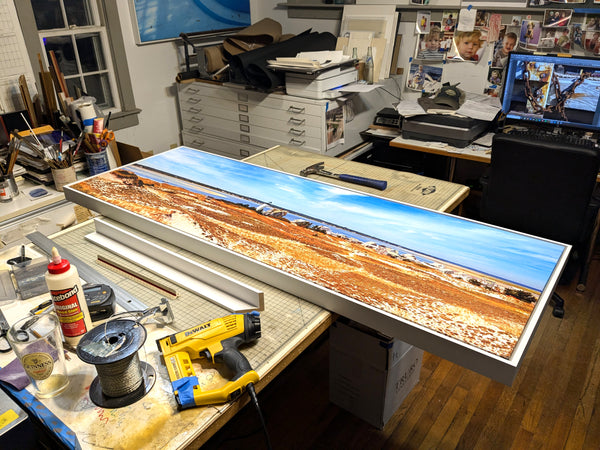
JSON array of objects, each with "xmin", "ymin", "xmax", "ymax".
[
  {"xmin": 0, "ymin": 138, "xmax": 20, "ymax": 201},
  {"xmin": 50, "ymin": 135, "xmax": 79, "ymax": 192}
]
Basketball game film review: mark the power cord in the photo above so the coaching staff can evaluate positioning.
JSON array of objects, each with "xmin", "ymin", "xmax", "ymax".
[{"xmin": 246, "ymin": 382, "xmax": 272, "ymax": 450}]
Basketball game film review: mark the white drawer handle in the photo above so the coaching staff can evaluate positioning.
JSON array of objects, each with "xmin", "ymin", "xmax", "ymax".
[
  {"xmin": 192, "ymin": 140, "xmax": 204, "ymax": 146},
  {"xmin": 240, "ymin": 149, "xmax": 250, "ymax": 157},
  {"xmin": 288, "ymin": 118, "xmax": 305, "ymax": 125},
  {"xmin": 187, "ymin": 98, "xmax": 201, "ymax": 104},
  {"xmin": 287, "ymin": 106, "xmax": 305, "ymax": 114},
  {"xmin": 190, "ymin": 117, "xmax": 203, "ymax": 123},
  {"xmin": 289, "ymin": 128, "xmax": 305, "ymax": 136},
  {"xmin": 190, "ymin": 126, "xmax": 204, "ymax": 133},
  {"xmin": 185, "ymin": 87, "xmax": 200, "ymax": 95},
  {"xmin": 188, "ymin": 107, "xmax": 202, "ymax": 114},
  {"xmin": 289, "ymin": 138, "xmax": 305, "ymax": 146}
]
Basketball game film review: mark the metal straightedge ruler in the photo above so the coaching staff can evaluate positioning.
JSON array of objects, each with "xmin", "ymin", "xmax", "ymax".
[{"xmin": 26, "ymin": 231, "xmax": 147, "ymax": 311}]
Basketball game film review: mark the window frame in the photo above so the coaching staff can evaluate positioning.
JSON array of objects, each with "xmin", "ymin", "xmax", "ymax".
[{"xmin": 15, "ymin": 0, "xmax": 140, "ymax": 130}]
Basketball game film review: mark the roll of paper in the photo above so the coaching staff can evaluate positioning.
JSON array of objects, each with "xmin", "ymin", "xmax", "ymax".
[{"xmin": 78, "ymin": 102, "xmax": 96, "ymax": 132}]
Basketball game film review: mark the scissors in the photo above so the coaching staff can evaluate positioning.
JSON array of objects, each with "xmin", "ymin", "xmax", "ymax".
[
  {"xmin": 99, "ymin": 129, "xmax": 115, "ymax": 149},
  {"xmin": 0, "ymin": 309, "xmax": 28, "ymax": 352}
]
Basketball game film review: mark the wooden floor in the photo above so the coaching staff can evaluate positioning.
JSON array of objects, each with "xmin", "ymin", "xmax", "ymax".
[{"xmin": 203, "ymin": 257, "xmax": 600, "ymax": 450}]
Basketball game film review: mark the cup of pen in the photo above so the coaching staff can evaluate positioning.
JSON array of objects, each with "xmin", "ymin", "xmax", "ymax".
[{"xmin": 7, "ymin": 313, "xmax": 70, "ymax": 398}]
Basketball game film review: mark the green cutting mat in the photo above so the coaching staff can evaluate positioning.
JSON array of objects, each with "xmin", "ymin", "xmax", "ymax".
[{"xmin": 48, "ymin": 219, "xmax": 325, "ymax": 372}]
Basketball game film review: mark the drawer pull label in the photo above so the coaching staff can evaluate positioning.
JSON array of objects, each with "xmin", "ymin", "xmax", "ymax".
[
  {"xmin": 239, "ymin": 114, "xmax": 249, "ymax": 123},
  {"xmin": 240, "ymin": 149, "xmax": 250, "ymax": 157},
  {"xmin": 240, "ymin": 135, "xmax": 250, "ymax": 143},
  {"xmin": 238, "ymin": 104, "xmax": 248, "ymax": 112},
  {"xmin": 238, "ymin": 93, "xmax": 248, "ymax": 102},
  {"xmin": 240, "ymin": 124, "xmax": 250, "ymax": 133}
]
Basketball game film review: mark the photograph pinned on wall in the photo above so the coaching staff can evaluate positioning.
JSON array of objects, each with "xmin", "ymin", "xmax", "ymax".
[
  {"xmin": 406, "ymin": 63, "xmax": 443, "ymax": 93},
  {"xmin": 326, "ymin": 105, "xmax": 345, "ymax": 150},
  {"xmin": 584, "ymin": 14, "xmax": 600, "ymax": 31},
  {"xmin": 528, "ymin": 0, "xmax": 551, "ymax": 6},
  {"xmin": 492, "ymin": 27, "xmax": 519, "ymax": 68},
  {"xmin": 584, "ymin": 31, "xmax": 600, "ymax": 55},
  {"xmin": 488, "ymin": 67, "xmax": 503, "ymax": 86},
  {"xmin": 414, "ymin": 22, "xmax": 445, "ymax": 61},
  {"xmin": 484, "ymin": 86, "xmax": 502, "ymax": 97},
  {"xmin": 487, "ymin": 14, "xmax": 503, "ymax": 42},
  {"xmin": 538, "ymin": 29, "xmax": 557, "ymax": 49},
  {"xmin": 443, "ymin": 11, "xmax": 458, "ymax": 32},
  {"xmin": 475, "ymin": 10, "xmax": 490, "ymax": 28},
  {"xmin": 411, "ymin": 0, "xmax": 431, "ymax": 4},
  {"xmin": 511, "ymin": 16, "xmax": 522, "ymax": 27},
  {"xmin": 416, "ymin": 11, "xmax": 431, "ymax": 34},
  {"xmin": 543, "ymin": 10, "xmax": 572, "ymax": 28},
  {"xmin": 572, "ymin": 23, "xmax": 584, "ymax": 50},
  {"xmin": 538, "ymin": 27, "xmax": 572, "ymax": 52},
  {"xmin": 447, "ymin": 29, "xmax": 487, "ymax": 62},
  {"xmin": 520, "ymin": 20, "xmax": 542, "ymax": 50}
]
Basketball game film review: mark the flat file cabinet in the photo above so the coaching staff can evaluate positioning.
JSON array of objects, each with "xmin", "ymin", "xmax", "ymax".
[{"xmin": 177, "ymin": 80, "xmax": 394, "ymax": 159}]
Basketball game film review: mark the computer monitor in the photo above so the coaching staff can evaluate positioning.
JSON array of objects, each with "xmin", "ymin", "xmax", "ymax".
[{"xmin": 501, "ymin": 52, "xmax": 600, "ymax": 133}]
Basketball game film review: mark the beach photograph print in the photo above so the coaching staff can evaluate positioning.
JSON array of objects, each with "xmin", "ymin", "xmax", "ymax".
[{"xmin": 66, "ymin": 148, "xmax": 566, "ymax": 360}]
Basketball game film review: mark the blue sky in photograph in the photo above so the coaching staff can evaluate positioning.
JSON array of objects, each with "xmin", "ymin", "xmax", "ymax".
[{"xmin": 137, "ymin": 147, "xmax": 566, "ymax": 291}]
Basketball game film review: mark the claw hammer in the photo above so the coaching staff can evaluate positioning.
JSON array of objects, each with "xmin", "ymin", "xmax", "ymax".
[{"xmin": 299, "ymin": 162, "xmax": 387, "ymax": 191}]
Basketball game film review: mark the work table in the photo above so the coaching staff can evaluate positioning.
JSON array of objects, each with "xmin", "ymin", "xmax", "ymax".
[{"xmin": 0, "ymin": 145, "xmax": 470, "ymax": 449}]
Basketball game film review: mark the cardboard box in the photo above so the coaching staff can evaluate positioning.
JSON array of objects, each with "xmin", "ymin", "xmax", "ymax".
[
  {"xmin": 329, "ymin": 318, "xmax": 423, "ymax": 429},
  {"xmin": 107, "ymin": 141, "xmax": 153, "ymax": 167}
]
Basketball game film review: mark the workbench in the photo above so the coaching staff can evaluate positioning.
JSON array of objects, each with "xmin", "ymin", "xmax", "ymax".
[{"xmin": 0, "ymin": 146, "xmax": 469, "ymax": 449}]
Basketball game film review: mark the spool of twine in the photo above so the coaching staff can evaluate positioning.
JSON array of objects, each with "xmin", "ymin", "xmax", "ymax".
[{"xmin": 95, "ymin": 353, "xmax": 144, "ymax": 397}]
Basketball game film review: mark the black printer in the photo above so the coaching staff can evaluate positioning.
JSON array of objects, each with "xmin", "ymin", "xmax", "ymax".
[{"xmin": 402, "ymin": 114, "xmax": 491, "ymax": 148}]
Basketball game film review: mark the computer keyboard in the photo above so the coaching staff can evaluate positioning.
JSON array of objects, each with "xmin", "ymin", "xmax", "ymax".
[{"xmin": 504, "ymin": 129, "xmax": 597, "ymax": 150}]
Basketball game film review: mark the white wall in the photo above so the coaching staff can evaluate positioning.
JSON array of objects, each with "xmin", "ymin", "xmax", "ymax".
[{"xmin": 114, "ymin": 0, "xmax": 340, "ymax": 155}]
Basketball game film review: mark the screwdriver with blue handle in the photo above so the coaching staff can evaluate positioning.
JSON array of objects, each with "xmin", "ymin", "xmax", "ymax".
[{"xmin": 300, "ymin": 161, "xmax": 388, "ymax": 190}]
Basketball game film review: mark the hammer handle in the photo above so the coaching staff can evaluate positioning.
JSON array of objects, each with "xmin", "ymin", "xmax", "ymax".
[{"xmin": 338, "ymin": 174, "xmax": 387, "ymax": 191}]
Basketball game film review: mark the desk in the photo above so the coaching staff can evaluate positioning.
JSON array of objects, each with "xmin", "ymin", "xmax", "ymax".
[
  {"xmin": 389, "ymin": 135, "xmax": 491, "ymax": 181},
  {"xmin": 0, "ymin": 146, "xmax": 469, "ymax": 449},
  {"xmin": 245, "ymin": 145, "xmax": 470, "ymax": 214},
  {"xmin": 0, "ymin": 179, "xmax": 76, "ymax": 248}
]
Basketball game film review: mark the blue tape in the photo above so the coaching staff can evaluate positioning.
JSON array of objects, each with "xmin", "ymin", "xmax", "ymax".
[
  {"xmin": 0, "ymin": 379, "xmax": 81, "ymax": 449},
  {"xmin": 172, "ymin": 376, "xmax": 199, "ymax": 409},
  {"xmin": 467, "ymin": 4, "xmax": 472, "ymax": 10}
]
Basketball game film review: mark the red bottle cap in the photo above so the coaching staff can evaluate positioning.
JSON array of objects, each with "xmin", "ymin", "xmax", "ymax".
[{"xmin": 47, "ymin": 247, "xmax": 71, "ymax": 274}]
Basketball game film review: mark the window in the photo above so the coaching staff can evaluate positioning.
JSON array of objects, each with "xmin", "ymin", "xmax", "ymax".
[{"xmin": 15, "ymin": 0, "xmax": 139, "ymax": 130}]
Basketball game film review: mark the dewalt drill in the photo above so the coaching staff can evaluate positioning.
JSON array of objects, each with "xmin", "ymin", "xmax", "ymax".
[{"xmin": 156, "ymin": 312, "xmax": 261, "ymax": 410}]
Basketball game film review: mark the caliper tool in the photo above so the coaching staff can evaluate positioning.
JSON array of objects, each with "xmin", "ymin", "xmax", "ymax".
[
  {"xmin": 300, "ymin": 161, "xmax": 388, "ymax": 190},
  {"xmin": 156, "ymin": 312, "xmax": 261, "ymax": 409}
]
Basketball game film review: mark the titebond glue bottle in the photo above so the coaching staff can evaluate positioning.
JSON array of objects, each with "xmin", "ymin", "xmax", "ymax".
[{"xmin": 45, "ymin": 247, "xmax": 92, "ymax": 345}]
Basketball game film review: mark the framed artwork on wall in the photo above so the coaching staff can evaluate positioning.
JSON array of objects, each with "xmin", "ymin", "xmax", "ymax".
[{"xmin": 129, "ymin": 0, "xmax": 251, "ymax": 44}]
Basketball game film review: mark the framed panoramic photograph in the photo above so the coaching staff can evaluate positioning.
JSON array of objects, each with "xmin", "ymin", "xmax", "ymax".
[{"xmin": 64, "ymin": 147, "xmax": 569, "ymax": 384}]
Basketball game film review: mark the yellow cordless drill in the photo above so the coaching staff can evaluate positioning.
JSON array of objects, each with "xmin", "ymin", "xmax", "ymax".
[{"xmin": 156, "ymin": 312, "xmax": 261, "ymax": 410}]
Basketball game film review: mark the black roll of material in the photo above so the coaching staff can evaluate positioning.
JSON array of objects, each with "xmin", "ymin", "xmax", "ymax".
[{"xmin": 228, "ymin": 30, "xmax": 337, "ymax": 90}]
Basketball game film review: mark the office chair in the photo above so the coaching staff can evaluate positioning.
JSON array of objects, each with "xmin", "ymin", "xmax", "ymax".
[{"xmin": 480, "ymin": 132, "xmax": 600, "ymax": 318}]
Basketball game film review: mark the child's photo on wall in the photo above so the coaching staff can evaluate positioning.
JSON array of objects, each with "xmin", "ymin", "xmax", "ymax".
[
  {"xmin": 415, "ymin": 23, "xmax": 445, "ymax": 61},
  {"xmin": 448, "ymin": 30, "xmax": 485, "ymax": 62}
]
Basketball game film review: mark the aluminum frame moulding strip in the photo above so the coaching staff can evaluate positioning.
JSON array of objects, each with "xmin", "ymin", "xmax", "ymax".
[
  {"xmin": 86, "ymin": 218, "xmax": 264, "ymax": 313},
  {"xmin": 63, "ymin": 146, "xmax": 571, "ymax": 385}
]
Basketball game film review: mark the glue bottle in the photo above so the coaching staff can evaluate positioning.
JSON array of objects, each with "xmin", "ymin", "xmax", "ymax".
[{"xmin": 45, "ymin": 247, "xmax": 92, "ymax": 345}]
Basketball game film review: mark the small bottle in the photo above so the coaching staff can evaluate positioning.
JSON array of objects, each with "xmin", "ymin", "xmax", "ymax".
[
  {"xmin": 45, "ymin": 247, "xmax": 92, "ymax": 346},
  {"xmin": 365, "ymin": 46, "xmax": 374, "ymax": 85}
]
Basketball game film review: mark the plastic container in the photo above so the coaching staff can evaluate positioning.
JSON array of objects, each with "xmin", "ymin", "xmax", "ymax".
[{"xmin": 45, "ymin": 247, "xmax": 92, "ymax": 345}]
